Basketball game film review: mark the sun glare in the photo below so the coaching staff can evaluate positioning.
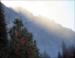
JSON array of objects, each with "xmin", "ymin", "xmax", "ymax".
[{"xmin": 1, "ymin": 1, "xmax": 74, "ymax": 31}]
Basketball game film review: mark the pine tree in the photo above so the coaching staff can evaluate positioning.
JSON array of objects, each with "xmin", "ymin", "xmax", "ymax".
[
  {"xmin": 58, "ymin": 52, "xmax": 62, "ymax": 58},
  {"xmin": 62, "ymin": 41, "xmax": 67, "ymax": 58},
  {"xmin": 9, "ymin": 18, "xmax": 39, "ymax": 58},
  {"xmin": 0, "ymin": 2, "xmax": 8, "ymax": 58},
  {"xmin": 0, "ymin": 2, "xmax": 7, "ymax": 48},
  {"xmin": 33, "ymin": 40, "xmax": 40, "ymax": 58}
]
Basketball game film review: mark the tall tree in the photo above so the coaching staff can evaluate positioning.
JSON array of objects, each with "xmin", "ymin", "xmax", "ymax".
[
  {"xmin": 58, "ymin": 52, "xmax": 62, "ymax": 58},
  {"xmin": 0, "ymin": 2, "xmax": 7, "ymax": 47},
  {"xmin": 62, "ymin": 41, "xmax": 67, "ymax": 58},
  {"xmin": 9, "ymin": 18, "xmax": 39, "ymax": 58},
  {"xmin": 0, "ymin": 2, "xmax": 8, "ymax": 58}
]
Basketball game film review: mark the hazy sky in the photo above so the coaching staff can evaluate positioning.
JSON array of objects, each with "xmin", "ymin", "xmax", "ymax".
[{"xmin": 2, "ymin": 1, "xmax": 75, "ymax": 31}]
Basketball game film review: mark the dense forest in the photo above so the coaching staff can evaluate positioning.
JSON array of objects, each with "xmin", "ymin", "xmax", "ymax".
[
  {"xmin": 0, "ymin": 1, "xmax": 75, "ymax": 58},
  {"xmin": 0, "ymin": 2, "xmax": 50, "ymax": 58}
]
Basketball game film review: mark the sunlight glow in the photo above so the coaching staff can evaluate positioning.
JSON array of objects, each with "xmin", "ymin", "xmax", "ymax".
[{"xmin": 1, "ymin": 1, "xmax": 74, "ymax": 31}]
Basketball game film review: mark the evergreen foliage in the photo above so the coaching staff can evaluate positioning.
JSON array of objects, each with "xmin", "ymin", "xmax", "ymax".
[
  {"xmin": 0, "ymin": 2, "xmax": 8, "ymax": 58},
  {"xmin": 9, "ymin": 18, "xmax": 40, "ymax": 58}
]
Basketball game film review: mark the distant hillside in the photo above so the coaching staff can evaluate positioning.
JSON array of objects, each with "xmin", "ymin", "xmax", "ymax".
[{"xmin": 2, "ymin": 3, "xmax": 75, "ymax": 58}]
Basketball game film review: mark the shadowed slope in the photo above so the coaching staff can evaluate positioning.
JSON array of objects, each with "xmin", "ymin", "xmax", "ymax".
[{"xmin": 3, "ymin": 5, "xmax": 75, "ymax": 58}]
